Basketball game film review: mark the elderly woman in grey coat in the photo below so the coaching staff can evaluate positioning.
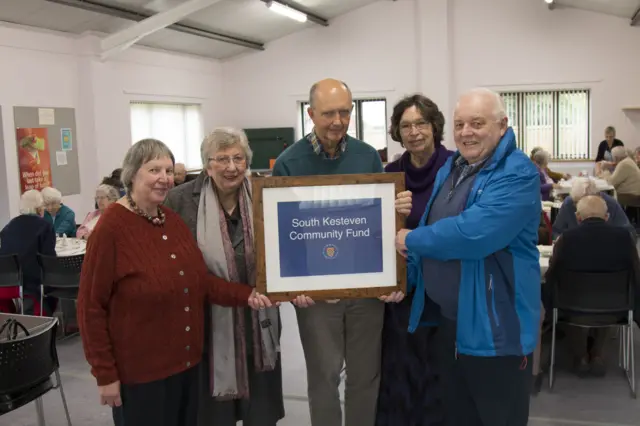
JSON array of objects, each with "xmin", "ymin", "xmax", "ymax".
[{"xmin": 164, "ymin": 127, "xmax": 284, "ymax": 426}]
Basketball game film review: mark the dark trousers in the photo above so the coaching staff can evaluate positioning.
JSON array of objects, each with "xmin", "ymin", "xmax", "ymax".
[
  {"xmin": 435, "ymin": 317, "xmax": 532, "ymax": 426},
  {"xmin": 113, "ymin": 365, "xmax": 199, "ymax": 426}
]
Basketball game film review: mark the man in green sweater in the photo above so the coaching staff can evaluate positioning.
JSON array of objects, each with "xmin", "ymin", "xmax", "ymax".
[{"xmin": 272, "ymin": 79, "xmax": 396, "ymax": 426}]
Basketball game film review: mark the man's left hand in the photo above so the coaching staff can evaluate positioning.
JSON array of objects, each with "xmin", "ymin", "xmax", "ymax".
[
  {"xmin": 396, "ymin": 228, "xmax": 410, "ymax": 257},
  {"xmin": 395, "ymin": 191, "xmax": 412, "ymax": 216}
]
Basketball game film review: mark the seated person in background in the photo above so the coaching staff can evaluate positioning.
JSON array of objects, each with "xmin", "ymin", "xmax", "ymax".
[
  {"xmin": 552, "ymin": 177, "xmax": 633, "ymax": 239},
  {"xmin": 77, "ymin": 184, "xmax": 120, "ymax": 239},
  {"xmin": 173, "ymin": 162, "xmax": 187, "ymax": 186},
  {"xmin": 545, "ymin": 195, "xmax": 640, "ymax": 377},
  {"xmin": 599, "ymin": 146, "xmax": 640, "ymax": 197},
  {"xmin": 42, "ymin": 186, "xmax": 76, "ymax": 237},
  {"xmin": 634, "ymin": 147, "xmax": 640, "ymax": 168},
  {"xmin": 0, "ymin": 190, "xmax": 57, "ymax": 315},
  {"xmin": 538, "ymin": 211, "xmax": 552, "ymax": 245},
  {"xmin": 530, "ymin": 146, "xmax": 569, "ymax": 182},
  {"xmin": 101, "ymin": 168, "xmax": 126, "ymax": 197},
  {"xmin": 532, "ymin": 149, "xmax": 560, "ymax": 201},
  {"xmin": 595, "ymin": 126, "xmax": 624, "ymax": 175}
]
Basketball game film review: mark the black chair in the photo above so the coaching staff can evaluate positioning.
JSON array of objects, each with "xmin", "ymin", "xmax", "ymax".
[
  {"xmin": 37, "ymin": 254, "xmax": 82, "ymax": 333},
  {"xmin": 549, "ymin": 269, "xmax": 635, "ymax": 397},
  {"xmin": 0, "ymin": 254, "xmax": 23, "ymax": 314},
  {"xmin": 0, "ymin": 314, "xmax": 72, "ymax": 425}
]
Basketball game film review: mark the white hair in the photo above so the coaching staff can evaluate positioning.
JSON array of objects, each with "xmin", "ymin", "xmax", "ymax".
[
  {"xmin": 41, "ymin": 186, "xmax": 62, "ymax": 204},
  {"xmin": 458, "ymin": 87, "xmax": 507, "ymax": 121},
  {"xmin": 532, "ymin": 150, "xmax": 549, "ymax": 166},
  {"xmin": 96, "ymin": 184, "xmax": 120, "ymax": 201},
  {"xmin": 200, "ymin": 127, "xmax": 253, "ymax": 170},
  {"xmin": 569, "ymin": 177, "xmax": 597, "ymax": 203},
  {"xmin": 576, "ymin": 195, "xmax": 608, "ymax": 220},
  {"xmin": 611, "ymin": 146, "xmax": 627, "ymax": 162},
  {"xmin": 19, "ymin": 190, "xmax": 44, "ymax": 215}
]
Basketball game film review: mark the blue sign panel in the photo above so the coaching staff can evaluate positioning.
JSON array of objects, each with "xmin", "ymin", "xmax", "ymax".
[{"xmin": 277, "ymin": 198, "xmax": 383, "ymax": 278}]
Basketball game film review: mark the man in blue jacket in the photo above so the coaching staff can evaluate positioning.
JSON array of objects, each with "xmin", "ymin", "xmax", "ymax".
[{"xmin": 395, "ymin": 88, "xmax": 541, "ymax": 426}]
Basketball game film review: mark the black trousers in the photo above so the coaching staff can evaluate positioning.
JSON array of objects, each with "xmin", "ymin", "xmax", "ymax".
[
  {"xmin": 113, "ymin": 365, "xmax": 199, "ymax": 426},
  {"xmin": 435, "ymin": 317, "xmax": 532, "ymax": 426}
]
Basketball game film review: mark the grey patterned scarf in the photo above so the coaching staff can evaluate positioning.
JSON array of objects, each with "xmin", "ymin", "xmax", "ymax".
[{"xmin": 196, "ymin": 177, "xmax": 280, "ymax": 399}]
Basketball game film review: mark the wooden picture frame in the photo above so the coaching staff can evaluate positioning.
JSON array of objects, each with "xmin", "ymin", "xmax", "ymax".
[{"xmin": 252, "ymin": 172, "xmax": 406, "ymax": 301}]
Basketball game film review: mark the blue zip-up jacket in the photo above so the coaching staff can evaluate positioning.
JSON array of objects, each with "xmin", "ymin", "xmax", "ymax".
[{"xmin": 405, "ymin": 127, "xmax": 541, "ymax": 357}]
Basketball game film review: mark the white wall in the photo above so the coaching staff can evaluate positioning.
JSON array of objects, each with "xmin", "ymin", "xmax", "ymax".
[
  {"xmin": 221, "ymin": 0, "xmax": 640, "ymax": 168},
  {"xmin": 0, "ymin": 23, "xmax": 223, "ymax": 226}
]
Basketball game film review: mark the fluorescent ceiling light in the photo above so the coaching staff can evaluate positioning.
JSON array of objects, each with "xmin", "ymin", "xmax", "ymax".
[
  {"xmin": 267, "ymin": 1, "xmax": 308, "ymax": 23},
  {"xmin": 544, "ymin": 0, "xmax": 553, "ymax": 3}
]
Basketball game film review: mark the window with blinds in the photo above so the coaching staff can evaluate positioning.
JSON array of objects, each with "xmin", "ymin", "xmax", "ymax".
[
  {"xmin": 299, "ymin": 98, "xmax": 388, "ymax": 150},
  {"xmin": 500, "ymin": 90, "xmax": 590, "ymax": 160},
  {"xmin": 130, "ymin": 102, "xmax": 204, "ymax": 169}
]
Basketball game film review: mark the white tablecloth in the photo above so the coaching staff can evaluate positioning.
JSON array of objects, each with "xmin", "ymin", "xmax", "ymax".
[
  {"xmin": 55, "ymin": 238, "xmax": 86, "ymax": 257},
  {"xmin": 553, "ymin": 177, "xmax": 614, "ymax": 195}
]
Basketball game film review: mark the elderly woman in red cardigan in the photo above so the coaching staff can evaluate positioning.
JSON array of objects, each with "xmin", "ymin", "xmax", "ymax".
[{"xmin": 77, "ymin": 138, "xmax": 274, "ymax": 426}]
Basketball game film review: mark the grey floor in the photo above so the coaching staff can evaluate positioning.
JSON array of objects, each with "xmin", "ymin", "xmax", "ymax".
[{"xmin": 2, "ymin": 303, "xmax": 640, "ymax": 426}]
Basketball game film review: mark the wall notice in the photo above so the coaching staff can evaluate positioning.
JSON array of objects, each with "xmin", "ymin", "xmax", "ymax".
[
  {"xmin": 61, "ymin": 128, "xmax": 72, "ymax": 151},
  {"xmin": 38, "ymin": 108, "xmax": 55, "ymax": 125},
  {"xmin": 16, "ymin": 127, "xmax": 52, "ymax": 193}
]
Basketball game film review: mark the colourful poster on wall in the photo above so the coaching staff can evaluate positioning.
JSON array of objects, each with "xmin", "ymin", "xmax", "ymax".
[{"xmin": 16, "ymin": 127, "xmax": 52, "ymax": 193}]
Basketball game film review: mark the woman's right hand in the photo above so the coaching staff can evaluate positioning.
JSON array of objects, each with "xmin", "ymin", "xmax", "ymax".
[{"xmin": 99, "ymin": 380, "xmax": 122, "ymax": 407}]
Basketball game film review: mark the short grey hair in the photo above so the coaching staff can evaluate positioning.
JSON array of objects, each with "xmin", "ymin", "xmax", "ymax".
[
  {"xmin": 605, "ymin": 126, "xmax": 616, "ymax": 136},
  {"xmin": 576, "ymin": 195, "xmax": 608, "ymax": 220},
  {"xmin": 96, "ymin": 184, "xmax": 120, "ymax": 201},
  {"xmin": 634, "ymin": 147, "xmax": 640, "ymax": 156},
  {"xmin": 121, "ymin": 138, "xmax": 175, "ymax": 193},
  {"xmin": 532, "ymin": 150, "xmax": 549, "ymax": 166},
  {"xmin": 200, "ymin": 127, "xmax": 253, "ymax": 169},
  {"xmin": 611, "ymin": 146, "xmax": 627, "ymax": 162},
  {"xmin": 20, "ymin": 190, "xmax": 44, "ymax": 215},
  {"xmin": 569, "ymin": 177, "xmax": 597, "ymax": 203},
  {"xmin": 459, "ymin": 87, "xmax": 507, "ymax": 121},
  {"xmin": 41, "ymin": 186, "xmax": 62, "ymax": 204}
]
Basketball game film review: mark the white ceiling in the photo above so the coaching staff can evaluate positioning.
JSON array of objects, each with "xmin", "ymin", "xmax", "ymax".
[
  {"xmin": 555, "ymin": 0, "xmax": 640, "ymax": 19},
  {"xmin": 0, "ymin": 0, "xmax": 638, "ymax": 60},
  {"xmin": 0, "ymin": 0, "xmax": 380, "ymax": 59}
]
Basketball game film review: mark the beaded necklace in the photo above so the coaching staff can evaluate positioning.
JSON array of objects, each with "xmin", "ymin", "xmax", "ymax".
[{"xmin": 126, "ymin": 193, "xmax": 165, "ymax": 226}]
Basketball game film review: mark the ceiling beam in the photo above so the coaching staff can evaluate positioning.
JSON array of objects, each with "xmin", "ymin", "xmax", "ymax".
[
  {"xmin": 260, "ymin": 0, "xmax": 329, "ymax": 27},
  {"xmin": 631, "ymin": 4, "xmax": 640, "ymax": 26},
  {"xmin": 44, "ymin": 0, "xmax": 265, "ymax": 52},
  {"xmin": 100, "ymin": 0, "xmax": 223, "ymax": 59}
]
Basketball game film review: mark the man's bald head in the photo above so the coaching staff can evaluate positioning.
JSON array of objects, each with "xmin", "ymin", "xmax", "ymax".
[
  {"xmin": 576, "ymin": 195, "xmax": 608, "ymax": 222},
  {"xmin": 306, "ymin": 79, "xmax": 353, "ymax": 148},
  {"xmin": 453, "ymin": 87, "xmax": 508, "ymax": 164},
  {"xmin": 309, "ymin": 79, "xmax": 352, "ymax": 108}
]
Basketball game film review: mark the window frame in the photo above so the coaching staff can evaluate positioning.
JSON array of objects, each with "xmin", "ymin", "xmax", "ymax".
[
  {"xmin": 299, "ymin": 98, "xmax": 388, "ymax": 145},
  {"xmin": 499, "ymin": 89, "xmax": 591, "ymax": 160}
]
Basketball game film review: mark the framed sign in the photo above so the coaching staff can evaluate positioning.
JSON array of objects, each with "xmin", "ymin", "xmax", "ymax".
[{"xmin": 252, "ymin": 173, "xmax": 406, "ymax": 301}]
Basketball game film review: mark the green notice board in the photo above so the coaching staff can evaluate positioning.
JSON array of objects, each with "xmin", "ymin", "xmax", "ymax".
[{"xmin": 244, "ymin": 127, "xmax": 294, "ymax": 170}]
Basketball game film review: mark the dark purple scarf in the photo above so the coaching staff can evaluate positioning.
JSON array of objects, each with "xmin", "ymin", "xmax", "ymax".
[{"xmin": 385, "ymin": 145, "xmax": 453, "ymax": 229}]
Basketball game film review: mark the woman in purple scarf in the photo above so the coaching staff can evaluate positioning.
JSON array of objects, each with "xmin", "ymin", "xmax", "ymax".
[{"xmin": 376, "ymin": 95, "xmax": 453, "ymax": 426}]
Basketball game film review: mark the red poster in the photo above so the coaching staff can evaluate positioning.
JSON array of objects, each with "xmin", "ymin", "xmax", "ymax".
[{"xmin": 16, "ymin": 127, "xmax": 52, "ymax": 193}]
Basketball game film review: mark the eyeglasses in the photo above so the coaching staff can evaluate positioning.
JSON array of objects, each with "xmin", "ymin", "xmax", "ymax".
[
  {"xmin": 400, "ymin": 121, "xmax": 430, "ymax": 134},
  {"xmin": 210, "ymin": 156, "xmax": 246, "ymax": 167}
]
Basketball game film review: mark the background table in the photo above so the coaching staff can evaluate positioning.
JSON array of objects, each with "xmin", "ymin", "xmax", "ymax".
[
  {"xmin": 553, "ymin": 177, "xmax": 614, "ymax": 196},
  {"xmin": 55, "ymin": 238, "xmax": 86, "ymax": 257}
]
